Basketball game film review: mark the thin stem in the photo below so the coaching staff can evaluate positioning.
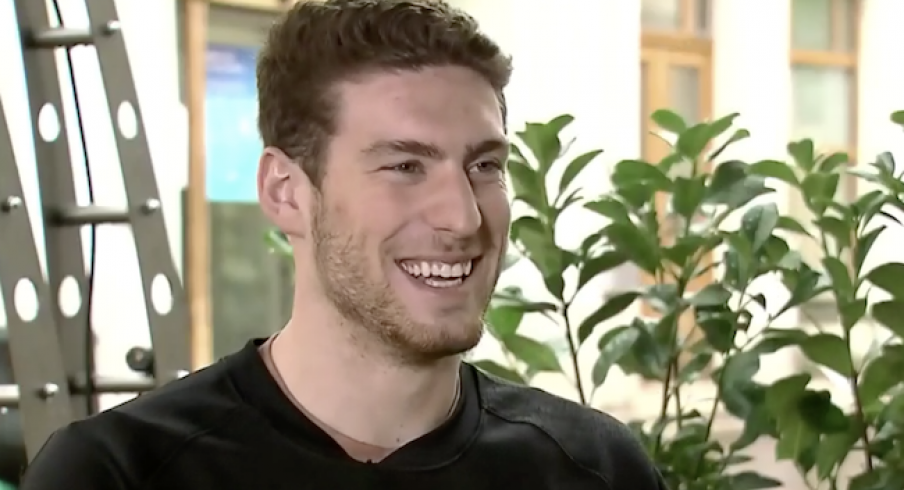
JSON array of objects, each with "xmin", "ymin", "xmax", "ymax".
[
  {"xmin": 845, "ymin": 229, "xmax": 875, "ymax": 472},
  {"xmin": 562, "ymin": 305, "xmax": 587, "ymax": 405}
]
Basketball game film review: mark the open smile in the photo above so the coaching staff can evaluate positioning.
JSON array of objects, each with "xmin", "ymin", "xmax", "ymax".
[{"xmin": 396, "ymin": 258, "xmax": 481, "ymax": 289}]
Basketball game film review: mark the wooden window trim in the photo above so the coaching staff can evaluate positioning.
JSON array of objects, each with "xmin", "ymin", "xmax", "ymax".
[
  {"xmin": 642, "ymin": 0, "xmax": 709, "ymax": 39},
  {"xmin": 789, "ymin": 0, "xmax": 860, "ymax": 187}
]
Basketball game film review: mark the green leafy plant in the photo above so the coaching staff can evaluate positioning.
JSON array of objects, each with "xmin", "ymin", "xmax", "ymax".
[{"xmin": 476, "ymin": 111, "xmax": 904, "ymax": 490}]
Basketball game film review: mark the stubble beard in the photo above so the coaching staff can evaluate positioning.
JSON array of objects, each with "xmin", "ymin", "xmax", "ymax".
[{"xmin": 310, "ymin": 198, "xmax": 501, "ymax": 365}]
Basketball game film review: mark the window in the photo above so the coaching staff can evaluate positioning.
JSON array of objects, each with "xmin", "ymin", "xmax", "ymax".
[
  {"xmin": 789, "ymin": 0, "xmax": 859, "ymax": 277},
  {"xmin": 642, "ymin": 0, "xmax": 711, "ymax": 37}
]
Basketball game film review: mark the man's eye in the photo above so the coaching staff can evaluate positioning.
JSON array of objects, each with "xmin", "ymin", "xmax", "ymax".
[
  {"xmin": 390, "ymin": 161, "xmax": 422, "ymax": 173},
  {"xmin": 471, "ymin": 160, "xmax": 504, "ymax": 174}
]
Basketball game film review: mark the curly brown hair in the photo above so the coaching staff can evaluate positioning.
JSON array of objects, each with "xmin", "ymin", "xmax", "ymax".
[{"xmin": 256, "ymin": 0, "xmax": 513, "ymax": 186}]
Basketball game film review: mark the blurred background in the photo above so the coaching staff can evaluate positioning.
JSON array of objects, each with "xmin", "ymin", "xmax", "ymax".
[{"xmin": 2, "ymin": 0, "xmax": 904, "ymax": 488}]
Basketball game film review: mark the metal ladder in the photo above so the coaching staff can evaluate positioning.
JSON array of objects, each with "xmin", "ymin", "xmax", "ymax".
[{"xmin": 0, "ymin": 0, "xmax": 190, "ymax": 460}]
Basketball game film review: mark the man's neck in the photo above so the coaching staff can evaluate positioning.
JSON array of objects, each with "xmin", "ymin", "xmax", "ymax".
[{"xmin": 269, "ymin": 316, "xmax": 462, "ymax": 449}]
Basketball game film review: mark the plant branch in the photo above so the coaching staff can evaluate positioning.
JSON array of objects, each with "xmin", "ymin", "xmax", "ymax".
[
  {"xmin": 562, "ymin": 304, "xmax": 587, "ymax": 405},
  {"xmin": 845, "ymin": 228, "xmax": 875, "ymax": 472}
]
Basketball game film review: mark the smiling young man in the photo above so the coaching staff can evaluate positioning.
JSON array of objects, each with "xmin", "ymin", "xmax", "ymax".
[{"xmin": 21, "ymin": 1, "xmax": 668, "ymax": 489}]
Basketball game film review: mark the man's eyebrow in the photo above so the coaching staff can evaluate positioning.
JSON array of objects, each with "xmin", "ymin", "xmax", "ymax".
[
  {"xmin": 361, "ymin": 138, "xmax": 509, "ymax": 162},
  {"xmin": 362, "ymin": 139, "xmax": 444, "ymax": 159}
]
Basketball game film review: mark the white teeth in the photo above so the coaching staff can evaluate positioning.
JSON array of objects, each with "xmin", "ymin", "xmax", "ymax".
[{"xmin": 400, "ymin": 260, "xmax": 474, "ymax": 280}]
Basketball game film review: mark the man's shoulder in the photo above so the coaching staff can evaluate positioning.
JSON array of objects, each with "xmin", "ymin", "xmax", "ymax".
[
  {"xmin": 472, "ymin": 366, "xmax": 665, "ymax": 489},
  {"xmin": 22, "ymin": 360, "xmax": 244, "ymax": 489}
]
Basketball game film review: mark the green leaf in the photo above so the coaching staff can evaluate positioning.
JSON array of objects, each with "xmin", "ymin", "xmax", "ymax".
[
  {"xmin": 818, "ymin": 151, "xmax": 850, "ymax": 173},
  {"xmin": 859, "ymin": 347, "xmax": 904, "ymax": 406},
  {"xmin": 867, "ymin": 262, "xmax": 904, "ymax": 299},
  {"xmin": 731, "ymin": 406, "xmax": 774, "ymax": 451},
  {"xmin": 729, "ymin": 472, "xmax": 783, "ymax": 490},
  {"xmin": 855, "ymin": 225, "xmax": 885, "ymax": 274},
  {"xmin": 577, "ymin": 291, "xmax": 640, "ymax": 343},
  {"xmin": 515, "ymin": 115, "xmax": 574, "ymax": 174},
  {"xmin": 891, "ymin": 110, "xmax": 904, "ymax": 127},
  {"xmin": 766, "ymin": 374, "xmax": 811, "ymax": 414},
  {"xmin": 838, "ymin": 298, "xmax": 867, "ymax": 331},
  {"xmin": 813, "ymin": 216, "xmax": 850, "ymax": 250},
  {"xmin": 748, "ymin": 159, "xmax": 799, "ymax": 186},
  {"xmin": 797, "ymin": 390, "xmax": 849, "ymax": 433},
  {"xmin": 749, "ymin": 328, "xmax": 808, "ymax": 355},
  {"xmin": 510, "ymin": 216, "xmax": 560, "ymax": 284},
  {"xmin": 690, "ymin": 283, "xmax": 731, "ymax": 307},
  {"xmin": 584, "ymin": 198, "xmax": 632, "ymax": 224},
  {"xmin": 801, "ymin": 173, "xmax": 840, "ymax": 213},
  {"xmin": 650, "ymin": 108, "xmax": 686, "ymax": 134},
  {"xmin": 740, "ymin": 202, "xmax": 780, "ymax": 252},
  {"xmin": 822, "ymin": 256, "xmax": 854, "ymax": 300},
  {"xmin": 591, "ymin": 326, "xmax": 639, "ymax": 387},
  {"xmin": 470, "ymin": 359, "xmax": 526, "ymax": 384},
  {"xmin": 507, "ymin": 159, "xmax": 546, "ymax": 211},
  {"xmin": 695, "ymin": 308, "xmax": 737, "ymax": 352},
  {"xmin": 766, "ymin": 374, "xmax": 815, "ymax": 461},
  {"xmin": 775, "ymin": 216, "xmax": 811, "ymax": 236},
  {"xmin": 611, "ymin": 160, "xmax": 671, "ymax": 190},
  {"xmin": 558, "ymin": 149, "xmax": 603, "ymax": 194},
  {"xmin": 670, "ymin": 176, "xmax": 706, "ymax": 219},
  {"xmin": 604, "ymin": 222, "xmax": 660, "ymax": 274},
  {"xmin": 676, "ymin": 351, "xmax": 712, "ymax": 384},
  {"xmin": 722, "ymin": 351, "xmax": 761, "ymax": 388},
  {"xmin": 871, "ymin": 300, "xmax": 904, "ymax": 339},
  {"xmin": 676, "ymin": 123, "xmax": 713, "ymax": 160},
  {"xmin": 788, "ymin": 139, "xmax": 816, "ymax": 171},
  {"xmin": 501, "ymin": 335, "xmax": 561, "ymax": 373},
  {"xmin": 578, "ymin": 251, "xmax": 627, "ymax": 291},
  {"xmin": 799, "ymin": 333, "xmax": 853, "ymax": 377},
  {"xmin": 485, "ymin": 304, "xmax": 524, "ymax": 339},
  {"xmin": 815, "ymin": 428, "xmax": 859, "ymax": 480},
  {"xmin": 709, "ymin": 128, "xmax": 750, "ymax": 162},
  {"xmin": 705, "ymin": 160, "xmax": 747, "ymax": 201}
]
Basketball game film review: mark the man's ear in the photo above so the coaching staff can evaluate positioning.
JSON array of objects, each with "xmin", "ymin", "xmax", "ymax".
[{"xmin": 257, "ymin": 147, "xmax": 313, "ymax": 238}]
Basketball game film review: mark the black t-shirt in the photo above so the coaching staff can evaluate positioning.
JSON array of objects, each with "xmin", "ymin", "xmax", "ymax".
[{"xmin": 21, "ymin": 339, "xmax": 667, "ymax": 489}]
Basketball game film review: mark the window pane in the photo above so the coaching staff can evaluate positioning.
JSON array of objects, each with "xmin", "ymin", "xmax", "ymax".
[
  {"xmin": 642, "ymin": 0, "xmax": 681, "ymax": 31},
  {"xmin": 791, "ymin": 0, "xmax": 832, "ymax": 50},
  {"xmin": 669, "ymin": 65, "xmax": 701, "ymax": 124},
  {"xmin": 696, "ymin": 0, "xmax": 711, "ymax": 35},
  {"xmin": 791, "ymin": 65, "xmax": 853, "ymax": 148}
]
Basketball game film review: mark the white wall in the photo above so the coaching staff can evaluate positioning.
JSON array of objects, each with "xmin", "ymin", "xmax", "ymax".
[{"xmin": 0, "ymin": 0, "xmax": 185, "ymax": 409}]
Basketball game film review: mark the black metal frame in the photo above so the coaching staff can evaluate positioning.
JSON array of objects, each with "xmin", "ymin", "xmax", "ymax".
[
  {"xmin": 0, "ymin": 0, "xmax": 191, "ymax": 459},
  {"xmin": 0, "ymin": 98, "xmax": 74, "ymax": 461},
  {"xmin": 16, "ymin": 0, "xmax": 95, "ymax": 421},
  {"xmin": 81, "ymin": 0, "xmax": 190, "ymax": 385}
]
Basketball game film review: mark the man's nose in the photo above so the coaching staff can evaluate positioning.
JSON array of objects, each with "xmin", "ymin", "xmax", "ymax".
[{"xmin": 423, "ymin": 170, "xmax": 483, "ymax": 237}]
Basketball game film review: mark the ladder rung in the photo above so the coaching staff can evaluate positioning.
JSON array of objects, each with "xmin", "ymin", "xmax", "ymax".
[
  {"xmin": 69, "ymin": 375, "xmax": 157, "ymax": 395},
  {"xmin": 26, "ymin": 28, "xmax": 95, "ymax": 48},
  {"xmin": 52, "ymin": 205, "xmax": 130, "ymax": 225},
  {"xmin": 0, "ymin": 376, "xmax": 159, "ymax": 408}
]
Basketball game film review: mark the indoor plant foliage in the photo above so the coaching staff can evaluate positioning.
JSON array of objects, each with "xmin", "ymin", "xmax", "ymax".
[{"xmin": 478, "ymin": 111, "xmax": 904, "ymax": 490}]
